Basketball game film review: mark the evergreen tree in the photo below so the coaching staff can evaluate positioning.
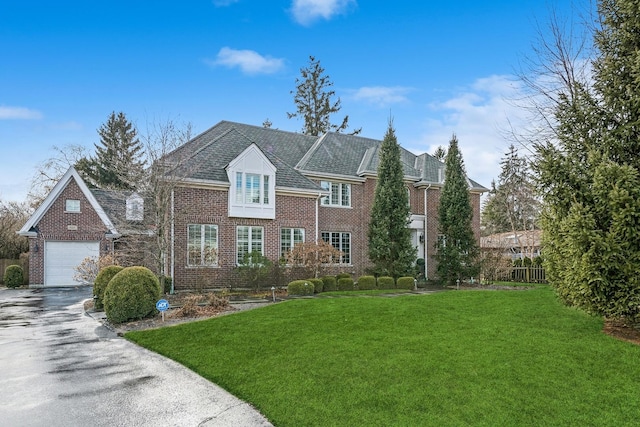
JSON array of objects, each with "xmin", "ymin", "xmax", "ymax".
[
  {"xmin": 481, "ymin": 144, "xmax": 539, "ymax": 236},
  {"xmin": 536, "ymin": 0, "xmax": 640, "ymax": 321},
  {"xmin": 435, "ymin": 135, "xmax": 480, "ymax": 285},
  {"xmin": 368, "ymin": 121, "xmax": 416, "ymax": 277},
  {"xmin": 78, "ymin": 112, "xmax": 145, "ymax": 190},
  {"xmin": 287, "ymin": 56, "xmax": 360, "ymax": 136}
]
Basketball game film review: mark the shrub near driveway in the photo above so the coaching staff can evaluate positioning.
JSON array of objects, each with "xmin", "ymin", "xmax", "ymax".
[
  {"xmin": 127, "ymin": 287, "xmax": 640, "ymax": 427},
  {"xmin": 104, "ymin": 266, "xmax": 162, "ymax": 324},
  {"xmin": 93, "ymin": 265, "xmax": 124, "ymax": 310}
]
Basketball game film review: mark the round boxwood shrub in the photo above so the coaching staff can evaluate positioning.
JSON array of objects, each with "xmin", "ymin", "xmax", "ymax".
[
  {"xmin": 396, "ymin": 276, "xmax": 416, "ymax": 290},
  {"xmin": 93, "ymin": 265, "xmax": 124, "ymax": 310},
  {"xmin": 287, "ymin": 280, "xmax": 315, "ymax": 296},
  {"xmin": 103, "ymin": 266, "xmax": 162, "ymax": 324},
  {"xmin": 377, "ymin": 276, "xmax": 395, "ymax": 290},
  {"xmin": 308, "ymin": 278, "xmax": 323, "ymax": 293},
  {"xmin": 357, "ymin": 275, "xmax": 376, "ymax": 290},
  {"xmin": 321, "ymin": 276, "xmax": 337, "ymax": 292},
  {"xmin": 4, "ymin": 265, "xmax": 24, "ymax": 288},
  {"xmin": 337, "ymin": 277, "xmax": 354, "ymax": 291}
]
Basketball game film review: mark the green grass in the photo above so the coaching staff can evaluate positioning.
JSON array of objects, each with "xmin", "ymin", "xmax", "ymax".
[{"xmin": 126, "ymin": 287, "xmax": 640, "ymax": 426}]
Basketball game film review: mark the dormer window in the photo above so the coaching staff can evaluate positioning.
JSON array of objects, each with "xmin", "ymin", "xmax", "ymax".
[
  {"xmin": 126, "ymin": 193, "xmax": 144, "ymax": 221},
  {"xmin": 227, "ymin": 144, "xmax": 276, "ymax": 219}
]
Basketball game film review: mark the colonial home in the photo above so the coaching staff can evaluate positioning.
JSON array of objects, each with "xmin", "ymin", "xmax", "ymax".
[{"xmin": 20, "ymin": 120, "xmax": 487, "ymax": 289}]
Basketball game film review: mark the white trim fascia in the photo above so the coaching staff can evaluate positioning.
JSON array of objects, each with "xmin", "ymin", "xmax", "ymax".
[
  {"xmin": 277, "ymin": 187, "xmax": 329, "ymax": 198},
  {"xmin": 299, "ymin": 171, "xmax": 366, "ymax": 183},
  {"xmin": 178, "ymin": 179, "xmax": 230, "ymax": 190},
  {"xmin": 18, "ymin": 167, "xmax": 119, "ymax": 236}
]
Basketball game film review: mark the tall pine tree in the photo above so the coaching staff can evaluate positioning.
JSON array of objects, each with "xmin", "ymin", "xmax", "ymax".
[
  {"xmin": 435, "ymin": 135, "xmax": 479, "ymax": 285},
  {"xmin": 368, "ymin": 121, "xmax": 416, "ymax": 277},
  {"xmin": 287, "ymin": 56, "xmax": 360, "ymax": 136},
  {"xmin": 78, "ymin": 112, "xmax": 145, "ymax": 190},
  {"xmin": 536, "ymin": 0, "xmax": 640, "ymax": 321}
]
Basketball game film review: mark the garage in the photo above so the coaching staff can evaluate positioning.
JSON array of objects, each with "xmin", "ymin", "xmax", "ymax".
[{"xmin": 44, "ymin": 241, "xmax": 100, "ymax": 287}]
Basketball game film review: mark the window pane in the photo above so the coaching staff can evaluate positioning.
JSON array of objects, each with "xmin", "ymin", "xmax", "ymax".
[
  {"xmin": 293, "ymin": 228, "xmax": 304, "ymax": 244},
  {"xmin": 281, "ymin": 228, "xmax": 292, "ymax": 258},
  {"xmin": 341, "ymin": 183, "xmax": 350, "ymax": 206},
  {"xmin": 246, "ymin": 174, "xmax": 260, "ymax": 204},
  {"xmin": 251, "ymin": 227, "xmax": 263, "ymax": 254},
  {"xmin": 263, "ymin": 175, "xmax": 269, "ymax": 204},
  {"xmin": 237, "ymin": 226, "xmax": 249, "ymax": 264},
  {"xmin": 203, "ymin": 225, "xmax": 218, "ymax": 265},
  {"xmin": 331, "ymin": 183, "xmax": 339, "ymax": 205},
  {"xmin": 320, "ymin": 181, "xmax": 330, "ymax": 205},
  {"xmin": 66, "ymin": 199, "xmax": 80, "ymax": 212},
  {"xmin": 341, "ymin": 233, "xmax": 351, "ymax": 264},
  {"xmin": 236, "ymin": 172, "xmax": 243, "ymax": 203},
  {"xmin": 188, "ymin": 225, "xmax": 201, "ymax": 266}
]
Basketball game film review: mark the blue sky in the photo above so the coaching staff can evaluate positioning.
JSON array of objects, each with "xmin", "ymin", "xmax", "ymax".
[{"xmin": 1, "ymin": 0, "xmax": 585, "ymax": 202}]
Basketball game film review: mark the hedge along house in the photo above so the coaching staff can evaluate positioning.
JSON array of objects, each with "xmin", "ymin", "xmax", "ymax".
[
  {"xmin": 18, "ymin": 168, "xmax": 155, "ymax": 287},
  {"xmin": 20, "ymin": 121, "xmax": 487, "ymax": 289}
]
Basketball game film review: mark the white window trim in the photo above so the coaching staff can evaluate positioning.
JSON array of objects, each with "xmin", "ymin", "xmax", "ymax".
[
  {"xmin": 236, "ymin": 225, "xmax": 264, "ymax": 265},
  {"xmin": 65, "ymin": 199, "xmax": 81, "ymax": 213},
  {"xmin": 321, "ymin": 231, "xmax": 352, "ymax": 265},
  {"xmin": 320, "ymin": 181, "xmax": 351, "ymax": 207},
  {"xmin": 280, "ymin": 227, "xmax": 305, "ymax": 259},
  {"xmin": 187, "ymin": 224, "xmax": 219, "ymax": 267}
]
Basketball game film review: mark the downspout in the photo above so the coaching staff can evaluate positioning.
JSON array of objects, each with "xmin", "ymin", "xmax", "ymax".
[
  {"xmin": 170, "ymin": 189, "xmax": 175, "ymax": 294},
  {"xmin": 424, "ymin": 184, "xmax": 431, "ymax": 279}
]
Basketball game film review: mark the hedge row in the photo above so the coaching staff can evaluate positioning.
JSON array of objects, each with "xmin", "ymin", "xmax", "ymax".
[{"xmin": 287, "ymin": 274, "xmax": 416, "ymax": 295}]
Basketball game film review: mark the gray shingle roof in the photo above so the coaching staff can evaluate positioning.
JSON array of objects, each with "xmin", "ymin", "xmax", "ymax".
[
  {"xmin": 163, "ymin": 120, "xmax": 488, "ymax": 191},
  {"xmin": 91, "ymin": 189, "xmax": 154, "ymax": 234}
]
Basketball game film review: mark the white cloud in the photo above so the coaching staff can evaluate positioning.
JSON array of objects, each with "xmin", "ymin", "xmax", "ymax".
[
  {"xmin": 290, "ymin": 0, "xmax": 356, "ymax": 26},
  {"xmin": 349, "ymin": 86, "xmax": 413, "ymax": 106},
  {"xmin": 212, "ymin": 0, "xmax": 239, "ymax": 6},
  {"xmin": 409, "ymin": 75, "xmax": 529, "ymax": 189},
  {"xmin": 207, "ymin": 47, "xmax": 285, "ymax": 75},
  {"xmin": 0, "ymin": 106, "xmax": 43, "ymax": 120}
]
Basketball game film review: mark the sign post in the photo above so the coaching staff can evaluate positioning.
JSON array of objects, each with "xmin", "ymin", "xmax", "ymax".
[{"xmin": 156, "ymin": 299, "xmax": 169, "ymax": 322}]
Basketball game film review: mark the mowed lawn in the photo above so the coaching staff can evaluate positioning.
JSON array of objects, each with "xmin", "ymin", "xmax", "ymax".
[{"xmin": 126, "ymin": 287, "xmax": 640, "ymax": 426}]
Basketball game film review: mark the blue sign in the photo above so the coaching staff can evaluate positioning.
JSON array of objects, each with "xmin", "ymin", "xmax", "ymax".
[{"xmin": 156, "ymin": 299, "xmax": 169, "ymax": 312}]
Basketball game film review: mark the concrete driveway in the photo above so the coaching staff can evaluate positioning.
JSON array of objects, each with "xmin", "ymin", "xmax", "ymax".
[{"xmin": 0, "ymin": 286, "xmax": 272, "ymax": 427}]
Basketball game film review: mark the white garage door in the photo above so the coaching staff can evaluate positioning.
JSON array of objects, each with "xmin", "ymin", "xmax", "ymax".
[{"xmin": 45, "ymin": 241, "xmax": 100, "ymax": 287}]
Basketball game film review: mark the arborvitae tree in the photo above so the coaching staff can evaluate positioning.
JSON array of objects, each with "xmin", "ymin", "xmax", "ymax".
[
  {"xmin": 287, "ymin": 56, "xmax": 360, "ymax": 136},
  {"xmin": 78, "ymin": 112, "xmax": 145, "ymax": 190},
  {"xmin": 435, "ymin": 134, "xmax": 480, "ymax": 285},
  {"xmin": 535, "ymin": 0, "xmax": 640, "ymax": 321},
  {"xmin": 368, "ymin": 121, "xmax": 416, "ymax": 277}
]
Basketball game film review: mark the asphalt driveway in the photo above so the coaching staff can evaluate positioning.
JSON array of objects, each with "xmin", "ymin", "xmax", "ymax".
[{"xmin": 0, "ymin": 286, "xmax": 272, "ymax": 427}]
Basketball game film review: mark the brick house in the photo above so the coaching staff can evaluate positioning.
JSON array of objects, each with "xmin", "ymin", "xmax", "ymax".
[{"xmin": 20, "ymin": 120, "xmax": 487, "ymax": 289}]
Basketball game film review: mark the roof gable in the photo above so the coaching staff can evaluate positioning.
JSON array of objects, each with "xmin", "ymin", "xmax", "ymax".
[{"xmin": 19, "ymin": 167, "xmax": 119, "ymax": 236}]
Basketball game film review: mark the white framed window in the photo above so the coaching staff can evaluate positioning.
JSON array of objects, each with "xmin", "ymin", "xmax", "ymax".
[
  {"xmin": 188, "ymin": 224, "xmax": 218, "ymax": 266},
  {"xmin": 320, "ymin": 181, "xmax": 351, "ymax": 207},
  {"xmin": 126, "ymin": 193, "xmax": 144, "ymax": 221},
  {"xmin": 281, "ymin": 227, "xmax": 305, "ymax": 258},
  {"xmin": 65, "ymin": 199, "xmax": 80, "ymax": 212},
  {"xmin": 237, "ymin": 226, "xmax": 264, "ymax": 264},
  {"xmin": 321, "ymin": 231, "xmax": 351, "ymax": 264},
  {"xmin": 235, "ymin": 172, "xmax": 270, "ymax": 205}
]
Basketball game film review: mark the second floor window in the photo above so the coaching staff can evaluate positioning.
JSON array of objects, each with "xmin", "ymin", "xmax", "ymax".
[
  {"xmin": 320, "ymin": 181, "xmax": 351, "ymax": 207},
  {"xmin": 236, "ymin": 172, "xmax": 270, "ymax": 205}
]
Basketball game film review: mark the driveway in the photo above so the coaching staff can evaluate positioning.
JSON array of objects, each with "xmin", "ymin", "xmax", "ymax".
[{"xmin": 0, "ymin": 286, "xmax": 272, "ymax": 427}]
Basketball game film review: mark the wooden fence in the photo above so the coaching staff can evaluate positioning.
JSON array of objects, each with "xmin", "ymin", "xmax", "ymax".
[
  {"xmin": 502, "ymin": 266, "xmax": 546, "ymax": 284},
  {"xmin": 0, "ymin": 258, "xmax": 29, "ymax": 285}
]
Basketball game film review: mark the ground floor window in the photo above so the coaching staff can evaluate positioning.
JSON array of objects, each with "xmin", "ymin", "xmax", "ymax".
[
  {"xmin": 321, "ymin": 231, "xmax": 351, "ymax": 264},
  {"xmin": 237, "ymin": 226, "xmax": 264, "ymax": 264},
  {"xmin": 188, "ymin": 224, "xmax": 218, "ymax": 266},
  {"xmin": 281, "ymin": 227, "xmax": 305, "ymax": 259}
]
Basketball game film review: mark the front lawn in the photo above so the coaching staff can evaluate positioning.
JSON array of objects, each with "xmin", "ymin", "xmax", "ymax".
[{"xmin": 126, "ymin": 287, "xmax": 640, "ymax": 426}]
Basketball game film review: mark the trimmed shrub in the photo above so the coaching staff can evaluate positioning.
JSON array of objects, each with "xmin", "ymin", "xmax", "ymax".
[
  {"xmin": 308, "ymin": 278, "xmax": 324, "ymax": 293},
  {"xmin": 337, "ymin": 277, "xmax": 355, "ymax": 291},
  {"xmin": 357, "ymin": 275, "xmax": 377, "ymax": 290},
  {"xmin": 321, "ymin": 276, "xmax": 337, "ymax": 292},
  {"xmin": 103, "ymin": 266, "xmax": 162, "ymax": 324},
  {"xmin": 336, "ymin": 273, "xmax": 351, "ymax": 280},
  {"xmin": 93, "ymin": 265, "xmax": 124, "ymax": 310},
  {"xmin": 396, "ymin": 276, "xmax": 416, "ymax": 290},
  {"xmin": 4, "ymin": 265, "xmax": 24, "ymax": 288},
  {"xmin": 287, "ymin": 280, "xmax": 315, "ymax": 296},
  {"xmin": 377, "ymin": 276, "xmax": 395, "ymax": 290}
]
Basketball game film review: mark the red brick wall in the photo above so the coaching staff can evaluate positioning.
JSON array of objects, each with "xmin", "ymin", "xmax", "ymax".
[
  {"xmin": 171, "ymin": 186, "xmax": 317, "ymax": 290},
  {"xmin": 29, "ymin": 179, "xmax": 110, "ymax": 285}
]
